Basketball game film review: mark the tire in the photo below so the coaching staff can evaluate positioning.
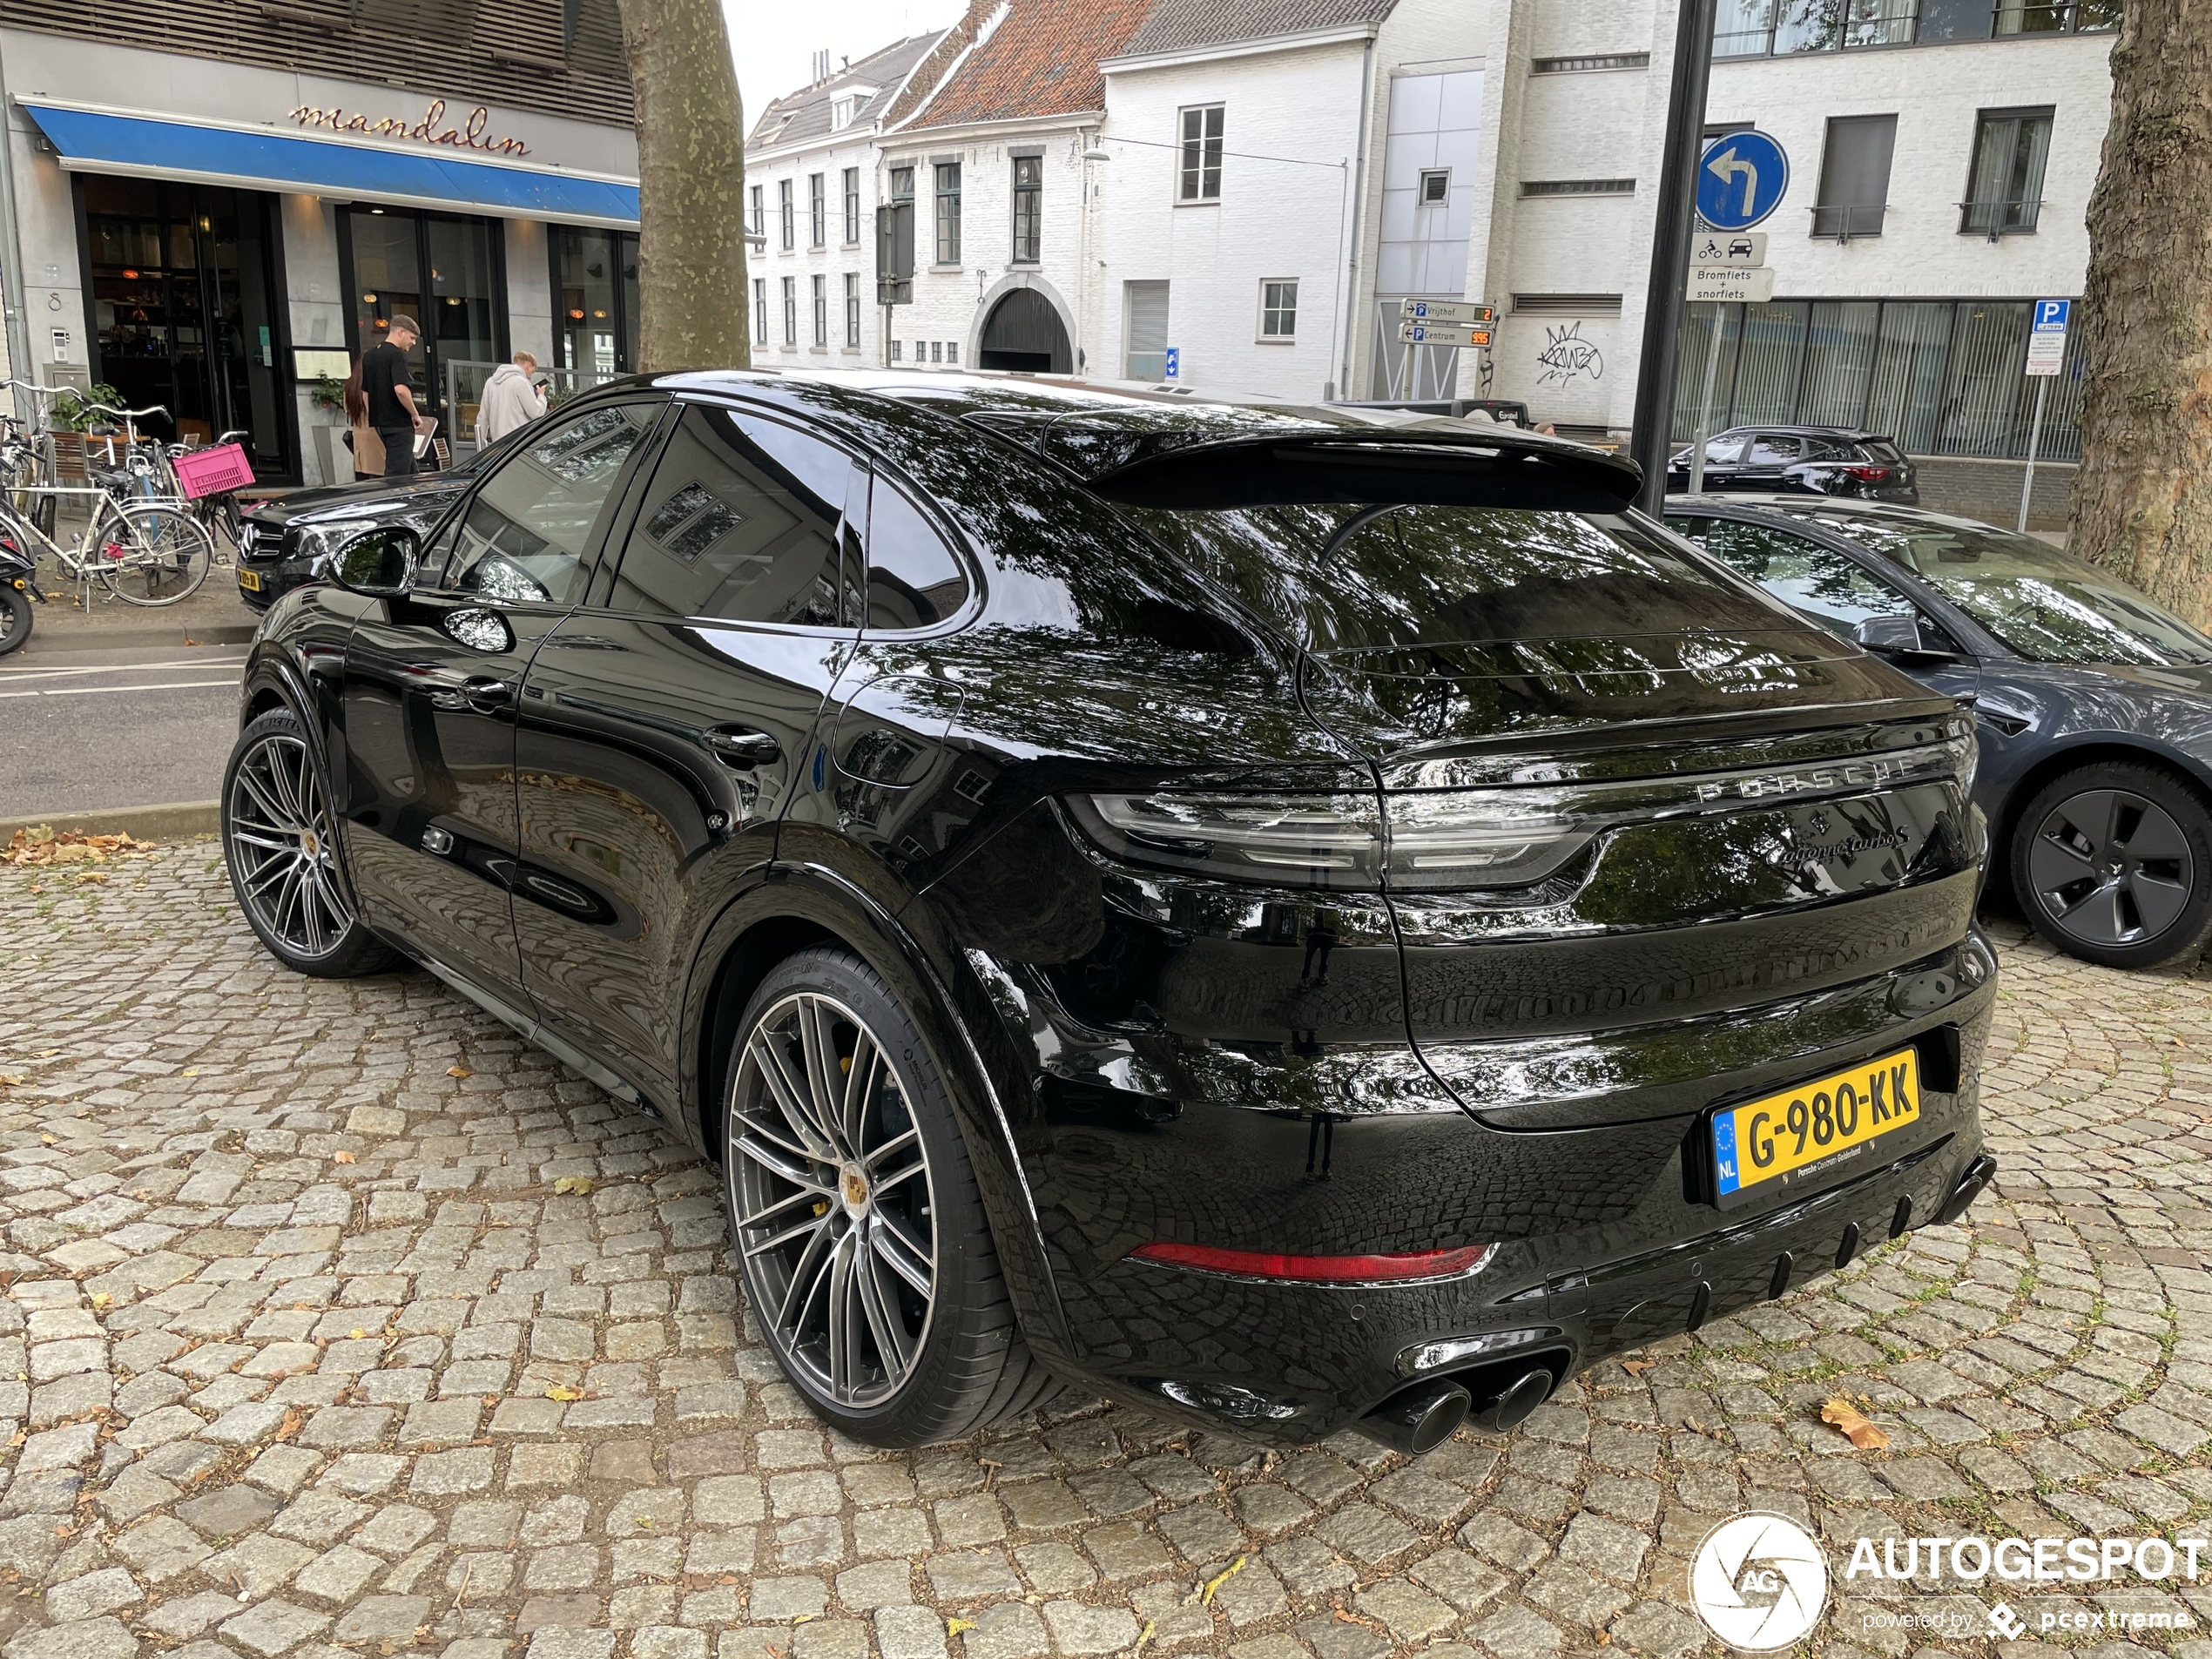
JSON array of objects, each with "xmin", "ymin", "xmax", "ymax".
[
  {"xmin": 721, "ymin": 947, "xmax": 1058, "ymax": 1446},
  {"xmin": 0, "ymin": 583, "xmax": 29, "ymax": 657},
  {"xmin": 2011, "ymin": 760, "xmax": 2212, "ymax": 969},
  {"xmin": 222, "ymin": 709, "xmax": 396, "ymax": 978},
  {"xmin": 98, "ymin": 501, "xmax": 213, "ymax": 607}
]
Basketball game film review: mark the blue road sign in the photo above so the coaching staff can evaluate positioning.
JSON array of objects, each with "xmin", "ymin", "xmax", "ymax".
[
  {"xmin": 1163, "ymin": 347, "xmax": 1179, "ymax": 380},
  {"xmin": 1696, "ymin": 131, "xmax": 1790, "ymax": 232},
  {"xmin": 2033, "ymin": 298, "xmax": 2071, "ymax": 331}
]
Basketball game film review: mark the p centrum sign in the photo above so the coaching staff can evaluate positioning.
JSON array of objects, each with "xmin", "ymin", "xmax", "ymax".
[{"xmin": 287, "ymin": 98, "xmax": 532, "ymax": 158}]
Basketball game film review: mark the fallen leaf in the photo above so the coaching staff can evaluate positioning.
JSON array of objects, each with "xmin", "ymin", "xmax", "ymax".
[
  {"xmin": 553, "ymin": 1176, "xmax": 592, "ymax": 1196},
  {"xmin": 88, "ymin": 1293, "xmax": 111, "ymax": 1311},
  {"xmin": 275, "ymin": 1408, "xmax": 305, "ymax": 1442},
  {"xmin": 1821, "ymin": 1396, "xmax": 1890, "ymax": 1450},
  {"xmin": 181, "ymin": 1068, "xmax": 200, "ymax": 1078},
  {"xmin": 332, "ymin": 1150, "xmax": 357, "ymax": 1164},
  {"xmin": 1620, "ymin": 1359, "xmax": 1656, "ymax": 1376},
  {"xmin": 348, "ymin": 1329, "xmax": 368, "ymax": 1341},
  {"xmin": 1199, "ymin": 1554, "xmax": 1247, "ymax": 1606},
  {"xmin": 0, "ymin": 1076, "xmax": 23, "ymax": 1089},
  {"xmin": 544, "ymin": 1385, "xmax": 583, "ymax": 1402},
  {"xmin": 947, "ymin": 1619, "xmax": 976, "ymax": 1637},
  {"xmin": 447, "ymin": 1065, "xmax": 472, "ymax": 1079}
]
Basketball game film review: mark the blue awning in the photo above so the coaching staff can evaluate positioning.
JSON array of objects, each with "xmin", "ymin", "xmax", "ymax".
[{"xmin": 20, "ymin": 100, "xmax": 639, "ymax": 229}]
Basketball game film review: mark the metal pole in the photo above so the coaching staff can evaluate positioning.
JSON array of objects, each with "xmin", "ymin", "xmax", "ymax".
[
  {"xmin": 1689, "ymin": 303, "xmax": 1725, "ymax": 495},
  {"xmin": 1630, "ymin": 0, "xmax": 1719, "ymax": 516},
  {"xmin": 2018, "ymin": 374, "xmax": 2047, "ymax": 535}
]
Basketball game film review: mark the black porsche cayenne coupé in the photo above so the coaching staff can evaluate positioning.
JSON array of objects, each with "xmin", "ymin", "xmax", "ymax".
[{"xmin": 222, "ymin": 371, "xmax": 1996, "ymax": 1454}]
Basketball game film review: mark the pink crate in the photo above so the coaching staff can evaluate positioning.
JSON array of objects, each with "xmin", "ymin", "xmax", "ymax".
[{"xmin": 172, "ymin": 442, "xmax": 253, "ymax": 499}]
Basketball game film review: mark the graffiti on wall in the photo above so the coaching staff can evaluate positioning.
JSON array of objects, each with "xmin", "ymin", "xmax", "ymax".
[{"xmin": 1535, "ymin": 320, "xmax": 1603, "ymax": 388}]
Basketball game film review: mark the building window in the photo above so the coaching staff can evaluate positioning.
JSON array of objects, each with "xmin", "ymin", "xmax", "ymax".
[
  {"xmin": 1419, "ymin": 169, "xmax": 1451, "ymax": 205},
  {"xmin": 1532, "ymin": 51, "xmax": 1651, "ymax": 71},
  {"xmin": 1813, "ymin": 113, "xmax": 1897, "ymax": 239},
  {"xmin": 779, "ymin": 179, "xmax": 794, "ymax": 251},
  {"xmin": 1011, "ymin": 155, "xmax": 1042, "ymax": 264},
  {"xmin": 934, "ymin": 162, "xmax": 961, "ymax": 264},
  {"xmin": 781, "ymin": 276, "xmax": 796, "ymax": 345},
  {"xmin": 1177, "ymin": 105, "xmax": 1224, "ymax": 201},
  {"xmin": 1716, "ymin": 0, "xmax": 1917, "ymax": 55},
  {"xmin": 890, "ymin": 165, "xmax": 914, "ymax": 203},
  {"xmin": 1124, "ymin": 280, "xmax": 1169, "ymax": 380},
  {"xmin": 1521, "ymin": 179, "xmax": 1636, "ymax": 197},
  {"xmin": 931, "ymin": 341, "xmax": 942, "ymax": 363},
  {"xmin": 753, "ymin": 278, "xmax": 767, "ymax": 344},
  {"xmin": 946, "ymin": 340, "xmax": 959, "ymax": 366},
  {"xmin": 1259, "ymin": 280, "xmax": 1298, "ymax": 340},
  {"xmin": 1993, "ymin": 0, "xmax": 2121, "ymax": 34},
  {"xmin": 811, "ymin": 274, "xmax": 826, "ymax": 346},
  {"xmin": 890, "ymin": 339, "xmax": 902, "ymax": 361},
  {"xmin": 831, "ymin": 94, "xmax": 857, "ymax": 130},
  {"xmin": 748, "ymin": 184, "xmax": 763, "ymax": 238},
  {"xmin": 808, "ymin": 174, "xmax": 826, "ymax": 247},
  {"xmin": 550, "ymin": 226, "xmax": 640, "ymax": 380},
  {"xmin": 1962, "ymin": 107, "xmax": 2052, "ymax": 237},
  {"xmin": 842, "ymin": 167, "xmax": 861, "ymax": 244},
  {"xmin": 843, "ymin": 273, "xmax": 860, "ymax": 347}
]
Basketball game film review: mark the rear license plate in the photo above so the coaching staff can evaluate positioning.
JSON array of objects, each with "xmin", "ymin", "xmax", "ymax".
[
  {"xmin": 236, "ymin": 568, "xmax": 262, "ymax": 592},
  {"xmin": 1712, "ymin": 1047, "xmax": 1919, "ymax": 1209}
]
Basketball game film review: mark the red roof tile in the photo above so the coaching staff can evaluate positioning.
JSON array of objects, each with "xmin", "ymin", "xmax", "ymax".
[{"xmin": 886, "ymin": 0, "xmax": 1157, "ymax": 132}]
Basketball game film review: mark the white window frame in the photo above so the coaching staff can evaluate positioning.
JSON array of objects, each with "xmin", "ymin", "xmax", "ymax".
[
  {"xmin": 1177, "ymin": 104, "xmax": 1224, "ymax": 203},
  {"xmin": 1258, "ymin": 278, "xmax": 1298, "ymax": 341}
]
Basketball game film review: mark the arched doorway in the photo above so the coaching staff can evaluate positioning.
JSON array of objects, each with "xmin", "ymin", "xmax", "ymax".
[{"xmin": 978, "ymin": 287, "xmax": 1072, "ymax": 373}]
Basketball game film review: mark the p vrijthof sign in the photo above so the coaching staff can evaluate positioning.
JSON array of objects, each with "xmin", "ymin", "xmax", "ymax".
[{"xmin": 288, "ymin": 98, "xmax": 532, "ymax": 158}]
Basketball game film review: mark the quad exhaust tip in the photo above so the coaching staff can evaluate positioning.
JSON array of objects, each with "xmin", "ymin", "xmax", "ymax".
[{"xmin": 1355, "ymin": 1364, "xmax": 1556, "ymax": 1456}]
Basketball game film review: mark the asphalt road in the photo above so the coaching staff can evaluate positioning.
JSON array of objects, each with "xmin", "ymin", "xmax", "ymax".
[{"xmin": 0, "ymin": 641, "xmax": 246, "ymax": 814}]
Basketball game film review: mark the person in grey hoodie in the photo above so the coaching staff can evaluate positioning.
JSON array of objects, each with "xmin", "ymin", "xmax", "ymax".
[{"xmin": 476, "ymin": 352, "xmax": 549, "ymax": 448}]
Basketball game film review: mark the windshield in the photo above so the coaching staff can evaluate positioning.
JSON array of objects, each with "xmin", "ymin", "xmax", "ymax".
[
  {"xmin": 1786, "ymin": 511, "xmax": 2212, "ymax": 667},
  {"xmin": 1125, "ymin": 504, "xmax": 1770, "ymax": 652}
]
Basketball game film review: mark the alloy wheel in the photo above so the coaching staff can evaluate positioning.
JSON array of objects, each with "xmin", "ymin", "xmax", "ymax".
[
  {"xmin": 2027, "ymin": 787, "xmax": 2195, "ymax": 949},
  {"xmin": 226, "ymin": 732, "xmax": 355, "ymax": 959},
  {"xmin": 728, "ymin": 992, "xmax": 937, "ymax": 1409}
]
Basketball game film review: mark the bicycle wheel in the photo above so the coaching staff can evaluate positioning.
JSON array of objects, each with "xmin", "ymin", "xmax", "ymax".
[{"xmin": 97, "ymin": 500, "xmax": 212, "ymax": 606}]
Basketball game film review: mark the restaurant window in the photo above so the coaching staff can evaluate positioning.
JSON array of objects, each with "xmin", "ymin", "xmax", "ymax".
[
  {"xmin": 809, "ymin": 173, "xmax": 826, "ymax": 248},
  {"xmin": 843, "ymin": 168, "xmax": 861, "ymax": 243},
  {"xmin": 550, "ymin": 226, "xmax": 639, "ymax": 381},
  {"xmin": 779, "ymin": 179, "xmax": 794, "ymax": 250},
  {"xmin": 80, "ymin": 177, "xmax": 291, "ymax": 479},
  {"xmin": 1962, "ymin": 107, "xmax": 2053, "ymax": 237},
  {"xmin": 844, "ymin": 273, "xmax": 860, "ymax": 347},
  {"xmin": 934, "ymin": 162, "xmax": 961, "ymax": 265},
  {"xmin": 1812, "ymin": 114, "xmax": 1897, "ymax": 239},
  {"xmin": 1011, "ymin": 154, "xmax": 1042, "ymax": 263},
  {"xmin": 339, "ymin": 206, "xmax": 502, "ymax": 441},
  {"xmin": 781, "ymin": 277, "xmax": 796, "ymax": 346},
  {"xmin": 1177, "ymin": 105, "xmax": 1224, "ymax": 201}
]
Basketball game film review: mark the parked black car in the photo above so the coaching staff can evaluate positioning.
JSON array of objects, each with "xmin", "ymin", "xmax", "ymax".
[
  {"xmin": 1669, "ymin": 494, "xmax": 2212, "ymax": 969},
  {"xmin": 1667, "ymin": 424, "xmax": 1918, "ymax": 503},
  {"xmin": 222, "ymin": 373, "xmax": 1994, "ymax": 1453},
  {"xmin": 234, "ymin": 435, "xmax": 525, "ymax": 611}
]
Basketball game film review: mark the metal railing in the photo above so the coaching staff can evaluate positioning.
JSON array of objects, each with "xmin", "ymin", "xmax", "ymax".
[
  {"xmin": 1810, "ymin": 201, "xmax": 1889, "ymax": 241},
  {"xmin": 1958, "ymin": 197, "xmax": 2045, "ymax": 239}
]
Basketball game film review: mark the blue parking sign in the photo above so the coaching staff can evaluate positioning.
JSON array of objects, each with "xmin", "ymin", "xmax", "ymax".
[
  {"xmin": 1163, "ymin": 347, "xmax": 1179, "ymax": 380},
  {"xmin": 2034, "ymin": 299, "xmax": 2071, "ymax": 330}
]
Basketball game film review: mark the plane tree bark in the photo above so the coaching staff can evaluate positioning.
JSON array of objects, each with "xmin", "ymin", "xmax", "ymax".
[
  {"xmin": 2070, "ymin": 0, "xmax": 2212, "ymax": 623},
  {"xmin": 613, "ymin": 0, "xmax": 751, "ymax": 372}
]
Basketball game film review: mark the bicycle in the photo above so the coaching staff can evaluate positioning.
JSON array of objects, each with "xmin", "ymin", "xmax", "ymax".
[{"xmin": 0, "ymin": 418, "xmax": 215, "ymax": 607}]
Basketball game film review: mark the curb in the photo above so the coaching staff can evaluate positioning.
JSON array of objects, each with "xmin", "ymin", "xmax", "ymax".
[
  {"xmin": 22, "ymin": 621, "xmax": 258, "ymax": 653},
  {"xmin": 1, "ymin": 799, "xmax": 222, "ymax": 841}
]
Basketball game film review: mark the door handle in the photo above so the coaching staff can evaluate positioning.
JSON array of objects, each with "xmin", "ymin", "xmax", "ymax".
[
  {"xmin": 462, "ymin": 677, "xmax": 514, "ymax": 712},
  {"xmin": 704, "ymin": 727, "xmax": 781, "ymax": 768}
]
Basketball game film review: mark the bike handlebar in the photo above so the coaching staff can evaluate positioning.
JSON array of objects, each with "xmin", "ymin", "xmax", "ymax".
[
  {"xmin": 0, "ymin": 380, "xmax": 66, "ymax": 401},
  {"xmin": 84, "ymin": 402, "xmax": 169, "ymax": 422}
]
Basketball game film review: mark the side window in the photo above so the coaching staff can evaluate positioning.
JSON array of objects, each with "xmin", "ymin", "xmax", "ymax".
[
  {"xmin": 1746, "ymin": 434, "xmax": 1805, "ymax": 466},
  {"xmin": 607, "ymin": 404, "xmax": 860, "ymax": 626},
  {"xmin": 1681, "ymin": 518, "xmax": 1918, "ymax": 639},
  {"xmin": 442, "ymin": 401, "xmax": 659, "ymax": 604},
  {"xmin": 863, "ymin": 477, "xmax": 970, "ymax": 630}
]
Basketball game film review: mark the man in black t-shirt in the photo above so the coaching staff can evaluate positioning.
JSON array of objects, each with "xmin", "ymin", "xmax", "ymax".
[{"xmin": 361, "ymin": 317, "xmax": 424, "ymax": 477}]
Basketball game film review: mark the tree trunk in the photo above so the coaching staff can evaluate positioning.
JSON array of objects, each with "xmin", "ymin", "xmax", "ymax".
[
  {"xmin": 614, "ymin": 0, "xmax": 750, "ymax": 373},
  {"xmin": 2070, "ymin": 0, "xmax": 2212, "ymax": 624}
]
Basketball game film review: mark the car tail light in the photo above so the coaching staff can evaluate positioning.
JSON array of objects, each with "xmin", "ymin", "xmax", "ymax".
[
  {"xmin": 1130, "ymin": 1241, "xmax": 1494, "ymax": 1284},
  {"xmin": 1840, "ymin": 464, "xmax": 1891, "ymax": 482}
]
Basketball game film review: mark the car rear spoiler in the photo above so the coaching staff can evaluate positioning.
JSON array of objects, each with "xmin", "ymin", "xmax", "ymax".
[{"xmin": 963, "ymin": 409, "xmax": 1643, "ymax": 513}]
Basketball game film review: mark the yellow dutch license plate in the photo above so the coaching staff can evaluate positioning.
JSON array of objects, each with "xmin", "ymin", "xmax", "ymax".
[
  {"xmin": 1712, "ymin": 1047, "xmax": 1919, "ymax": 1208},
  {"xmin": 237, "ymin": 568, "xmax": 262, "ymax": 592}
]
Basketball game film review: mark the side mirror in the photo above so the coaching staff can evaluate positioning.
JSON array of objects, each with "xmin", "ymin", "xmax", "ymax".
[
  {"xmin": 330, "ymin": 527, "xmax": 421, "ymax": 598},
  {"xmin": 1854, "ymin": 613, "xmax": 1924, "ymax": 654}
]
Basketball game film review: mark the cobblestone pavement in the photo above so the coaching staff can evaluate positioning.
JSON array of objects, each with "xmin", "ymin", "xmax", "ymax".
[{"xmin": 6, "ymin": 844, "xmax": 2212, "ymax": 1659}]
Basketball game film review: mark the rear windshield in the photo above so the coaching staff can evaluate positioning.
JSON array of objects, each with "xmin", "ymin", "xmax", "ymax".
[
  {"xmin": 1123, "ymin": 504, "xmax": 1770, "ymax": 652},
  {"xmin": 1858, "ymin": 440, "xmax": 1905, "ymax": 463}
]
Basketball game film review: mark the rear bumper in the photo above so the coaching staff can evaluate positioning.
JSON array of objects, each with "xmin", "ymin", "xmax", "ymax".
[{"xmin": 1025, "ymin": 944, "xmax": 1996, "ymax": 1443}]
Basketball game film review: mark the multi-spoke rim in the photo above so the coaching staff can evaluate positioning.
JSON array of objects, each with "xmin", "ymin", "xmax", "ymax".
[
  {"xmin": 2028, "ymin": 787, "xmax": 2195, "ymax": 948},
  {"xmin": 227, "ymin": 732, "xmax": 354, "ymax": 959},
  {"xmin": 727, "ymin": 991, "xmax": 937, "ymax": 1410}
]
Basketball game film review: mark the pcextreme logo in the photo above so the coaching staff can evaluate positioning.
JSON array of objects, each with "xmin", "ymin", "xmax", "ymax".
[{"xmin": 1690, "ymin": 1513, "xmax": 1831, "ymax": 1651}]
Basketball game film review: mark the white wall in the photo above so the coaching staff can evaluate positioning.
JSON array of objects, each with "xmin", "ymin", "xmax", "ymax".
[
  {"xmin": 1099, "ymin": 41, "xmax": 1366, "ymax": 400},
  {"xmin": 747, "ymin": 131, "xmax": 882, "ymax": 368}
]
